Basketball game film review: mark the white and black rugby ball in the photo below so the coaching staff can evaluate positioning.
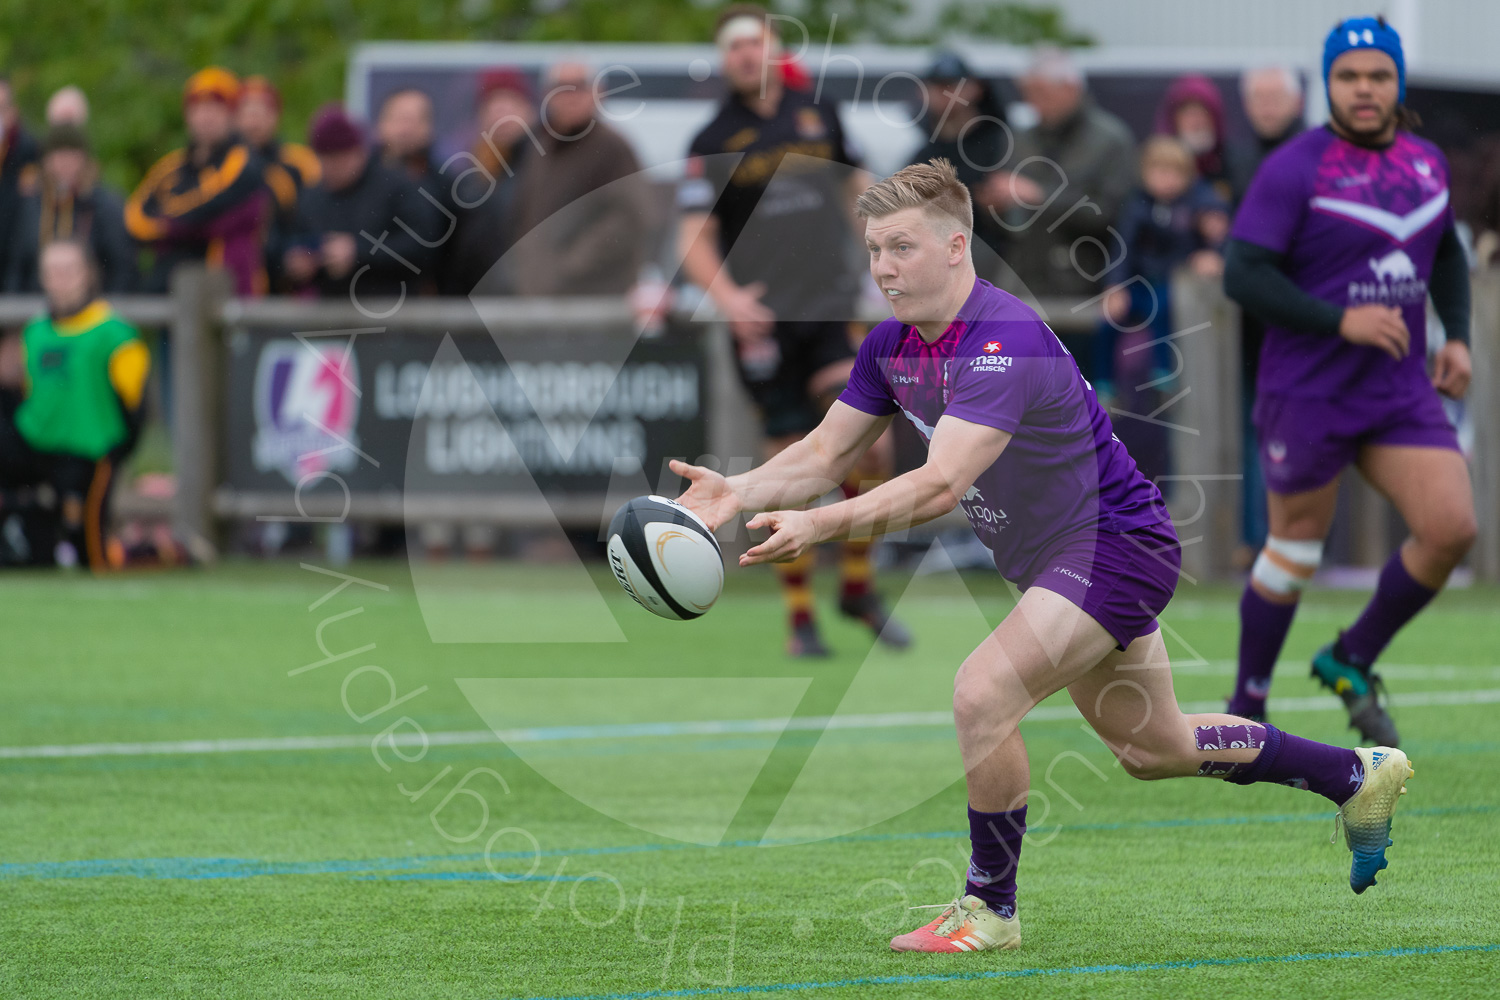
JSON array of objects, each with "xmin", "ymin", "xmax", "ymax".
[{"xmin": 607, "ymin": 495, "xmax": 724, "ymax": 620}]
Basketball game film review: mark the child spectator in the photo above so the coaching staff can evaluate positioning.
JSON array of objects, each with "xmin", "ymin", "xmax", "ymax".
[
  {"xmin": 1097, "ymin": 135, "xmax": 1229, "ymax": 399},
  {"xmin": 0, "ymin": 239, "xmax": 147, "ymax": 569}
]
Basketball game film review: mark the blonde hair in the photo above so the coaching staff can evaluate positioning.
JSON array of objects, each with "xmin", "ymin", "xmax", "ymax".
[
  {"xmin": 855, "ymin": 158, "xmax": 973, "ymax": 239},
  {"xmin": 1140, "ymin": 135, "xmax": 1196, "ymax": 179}
]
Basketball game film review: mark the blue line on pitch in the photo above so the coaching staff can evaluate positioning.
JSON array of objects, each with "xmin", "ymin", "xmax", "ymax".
[
  {"xmin": 3, "ymin": 803, "xmax": 1491, "ymax": 882},
  {"xmin": 351, "ymin": 873, "xmax": 597, "ymax": 882},
  {"xmin": 510, "ymin": 944, "xmax": 1500, "ymax": 1000}
]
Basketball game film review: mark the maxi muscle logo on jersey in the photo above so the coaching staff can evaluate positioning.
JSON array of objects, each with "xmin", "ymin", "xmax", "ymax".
[{"xmin": 969, "ymin": 340, "xmax": 1014, "ymax": 374}]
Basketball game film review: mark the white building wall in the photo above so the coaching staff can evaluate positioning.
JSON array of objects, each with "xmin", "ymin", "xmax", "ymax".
[{"xmin": 905, "ymin": 0, "xmax": 1500, "ymax": 85}]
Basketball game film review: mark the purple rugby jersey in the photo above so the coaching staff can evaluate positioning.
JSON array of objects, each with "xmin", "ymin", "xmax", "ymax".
[
  {"xmin": 1232, "ymin": 126, "xmax": 1455, "ymax": 398},
  {"xmin": 839, "ymin": 277, "xmax": 1168, "ymax": 584}
]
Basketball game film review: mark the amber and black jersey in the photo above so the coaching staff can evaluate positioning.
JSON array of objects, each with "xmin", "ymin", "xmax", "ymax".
[{"xmin": 679, "ymin": 87, "xmax": 862, "ymax": 321}]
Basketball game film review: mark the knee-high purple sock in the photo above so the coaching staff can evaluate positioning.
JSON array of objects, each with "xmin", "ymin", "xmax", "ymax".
[
  {"xmin": 1216, "ymin": 723, "xmax": 1365, "ymax": 806},
  {"xmin": 965, "ymin": 805, "xmax": 1025, "ymax": 918},
  {"xmin": 1230, "ymin": 586, "xmax": 1298, "ymax": 716},
  {"xmin": 1339, "ymin": 550, "xmax": 1437, "ymax": 667}
]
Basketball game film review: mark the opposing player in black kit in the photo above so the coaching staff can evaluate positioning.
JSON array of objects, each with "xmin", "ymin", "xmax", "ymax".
[{"xmin": 678, "ymin": 3, "xmax": 909, "ymax": 657}]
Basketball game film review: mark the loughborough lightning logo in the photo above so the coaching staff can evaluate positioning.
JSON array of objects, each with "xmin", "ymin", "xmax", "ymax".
[{"xmin": 253, "ymin": 340, "xmax": 362, "ymax": 485}]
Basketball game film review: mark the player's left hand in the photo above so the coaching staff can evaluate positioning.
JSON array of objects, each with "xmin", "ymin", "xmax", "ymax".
[
  {"xmin": 1432, "ymin": 340, "xmax": 1472, "ymax": 399},
  {"xmin": 741, "ymin": 509, "xmax": 819, "ymax": 566}
]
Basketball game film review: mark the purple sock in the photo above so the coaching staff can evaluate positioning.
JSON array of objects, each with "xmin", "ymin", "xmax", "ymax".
[
  {"xmin": 1230, "ymin": 586, "xmax": 1298, "ymax": 716},
  {"xmin": 965, "ymin": 805, "xmax": 1025, "ymax": 918},
  {"xmin": 1340, "ymin": 551, "xmax": 1437, "ymax": 666},
  {"xmin": 1224, "ymin": 724, "xmax": 1365, "ymax": 806}
]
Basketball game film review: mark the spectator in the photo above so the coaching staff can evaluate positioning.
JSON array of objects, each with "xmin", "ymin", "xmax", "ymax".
[
  {"xmin": 1227, "ymin": 66, "xmax": 1305, "ymax": 205},
  {"xmin": 238, "ymin": 76, "xmax": 321, "ymax": 213},
  {"xmin": 0, "ymin": 239, "xmax": 148, "ymax": 570},
  {"xmin": 237, "ymin": 76, "xmax": 321, "ymax": 290},
  {"xmin": 440, "ymin": 68, "xmax": 536, "ymax": 295},
  {"xmin": 511, "ymin": 61, "xmax": 646, "ymax": 296},
  {"xmin": 125, "ymin": 67, "xmax": 268, "ymax": 295},
  {"xmin": 1477, "ymin": 143, "xmax": 1500, "ymax": 265},
  {"xmin": 908, "ymin": 50, "xmax": 1010, "ymax": 275},
  {"xmin": 45, "ymin": 86, "xmax": 89, "ymax": 127},
  {"xmin": 283, "ymin": 104, "xmax": 439, "ymax": 301},
  {"xmin": 6, "ymin": 123, "xmax": 135, "ymax": 293},
  {"xmin": 0, "ymin": 77, "xmax": 42, "ymax": 291},
  {"xmin": 1155, "ymin": 74, "xmax": 1232, "ymax": 202},
  {"xmin": 676, "ymin": 3, "xmax": 907, "ymax": 658},
  {"xmin": 985, "ymin": 48, "xmax": 1136, "ymax": 304},
  {"xmin": 377, "ymin": 88, "xmax": 444, "ymax": 192},
  {"xmin": 1098, "ymin": 136, "xmax": 1229, "ymax": 396},
  {"xmin": 1224, "ymin": 66, "xmax": 1304, "ymax": 560}
]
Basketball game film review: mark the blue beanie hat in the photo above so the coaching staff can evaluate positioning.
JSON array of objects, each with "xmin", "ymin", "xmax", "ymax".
[{"xmin": 1323, "ymin": 16, "xmax": 1405, "ymax": 103}]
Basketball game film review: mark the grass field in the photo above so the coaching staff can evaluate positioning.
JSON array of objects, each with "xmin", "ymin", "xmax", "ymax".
[{"xmin": 2, "ymin": 556, "xmax": 1498, "ymax": 999}]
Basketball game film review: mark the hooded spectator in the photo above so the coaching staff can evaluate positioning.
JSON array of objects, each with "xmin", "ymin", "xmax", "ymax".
[
  {"xmin": 1227, "ymin": 66, "xmax": 1305, "ymax": 205},
  {"xmin": 511, "ymin": 60, "xmax": 647, "ymax": 296},
  {"xmin": 283, "ymin": 103, "xmax": 439, "ymax": 301},
  {"xmin": 439, "ymin": 68, "xmax": 537, "ymax": 294},
  {"xmin": 0, "ymin": 77, "xmax": 42, "ymax": 289},
  {"xmin": 6, "ymin": 123, "xmax": 135, "ymax": 293},
  {"xmin": 987, "ymin": 47, "xmax": 1137, "ymax": 301},
  {"xmin": 908, "ymin": 50, "xmax": 1010, "ymax": 272},
  {"xmin": 125, "ymin": 67, "xmax": 268, "ymax": 295},
  {"xmin": 1155, "ymin": 74, "xmax": 1231, "ymax": 202}
]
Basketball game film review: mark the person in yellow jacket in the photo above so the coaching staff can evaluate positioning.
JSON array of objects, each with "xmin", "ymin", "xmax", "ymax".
[
  {"xmin": 0, "ymin": 238, "xmax": 148, "ymax": 569},
  {"xmin": 125, "ymin": 67, "xmax": 268, "ymax": 295}
]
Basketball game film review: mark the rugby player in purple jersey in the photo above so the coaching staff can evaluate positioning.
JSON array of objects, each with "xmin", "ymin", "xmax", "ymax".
[
  {"xmin": 672, "ymin": 159, "xmax": 1413, "ymax": 952},
  {"xmin": 1223, "ymin": 17, "xmax": 1476, "ymax": 747}
]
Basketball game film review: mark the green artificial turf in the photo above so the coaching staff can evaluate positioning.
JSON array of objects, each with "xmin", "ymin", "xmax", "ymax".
[{"xmin": 2, "ymin": 559, "xmax": 1497, "ymax": 999}]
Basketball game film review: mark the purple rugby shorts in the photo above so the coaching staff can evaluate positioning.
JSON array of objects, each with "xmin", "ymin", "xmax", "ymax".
[
  {"xmin": 1023, "ymin": 519, "xmax": 1182, "ymax": 650},
  {"xmin": 1253, "ymin": 384, "xmax": 1461, "ymax": 496}
]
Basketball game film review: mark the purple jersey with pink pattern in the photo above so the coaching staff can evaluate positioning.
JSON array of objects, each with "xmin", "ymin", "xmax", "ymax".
[
  {"xmin": 839, "ymin": 278, "xmax": 1167, "ymax": 584},
  {"xmin": 1232, "ymin": 126, "xmax": 1454, "ymax": 398}
]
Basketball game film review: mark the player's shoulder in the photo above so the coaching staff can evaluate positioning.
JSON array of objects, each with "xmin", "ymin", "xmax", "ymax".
[
  {"xmin": 955, "ymin": 280, "xmax": 1055, "ymax": 353},
  {"xmin": 1396, "ymin": 131, "xmax": 1449, "ymax": 170},
  {"xmin": 20, "ymin": 313, "xmax": 50, "ymax": 339},
  {"xmin": 859, "ymin": 316, "xmax": 908, "ymax": 355},
  {"xmin": 1262, "ymin": 127, "xmax": 1334, "ymax": 171}
]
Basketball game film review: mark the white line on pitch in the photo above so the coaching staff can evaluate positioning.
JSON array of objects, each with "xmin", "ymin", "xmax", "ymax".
[{"xmin": 4, "ymin": 688, "xmax": 1500, "ymax": 761}]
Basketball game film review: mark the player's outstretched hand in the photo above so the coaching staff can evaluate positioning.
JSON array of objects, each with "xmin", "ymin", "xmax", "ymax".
[
  {"xmin": 1339, "ymin": 304, "xmax": 1409, "ymax": 360},
  {"xmin": 671, "ymin": 459, "xmax": 742, "ymax": 532},
  {"xmin": 1432, "ymin": 340, "xmax": 1472, "ymax": 399},
  {"xmin": 741, "ymin": 510, "xmax": 818, "ymax": 566}
]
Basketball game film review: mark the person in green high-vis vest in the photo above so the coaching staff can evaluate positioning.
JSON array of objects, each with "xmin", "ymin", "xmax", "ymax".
[{"xmin": 0, "ymin": 238, "xmax": 148, "ymax": 569}]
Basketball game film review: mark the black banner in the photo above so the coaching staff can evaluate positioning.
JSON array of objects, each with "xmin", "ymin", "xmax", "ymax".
[{"xmin": 222, "ymin": 324, "xmax": 706, "ymax": 497}]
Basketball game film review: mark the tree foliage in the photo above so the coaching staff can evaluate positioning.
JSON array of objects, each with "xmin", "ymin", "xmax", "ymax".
[{"xmin": 0, "ymin": 0, "xmax": 1088, "ymax": 191}]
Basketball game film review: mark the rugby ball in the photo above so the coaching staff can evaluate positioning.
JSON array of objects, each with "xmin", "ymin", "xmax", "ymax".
[{"xmin": 607, "ymin": 495, "xmax": 724, "ymax": 620}]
